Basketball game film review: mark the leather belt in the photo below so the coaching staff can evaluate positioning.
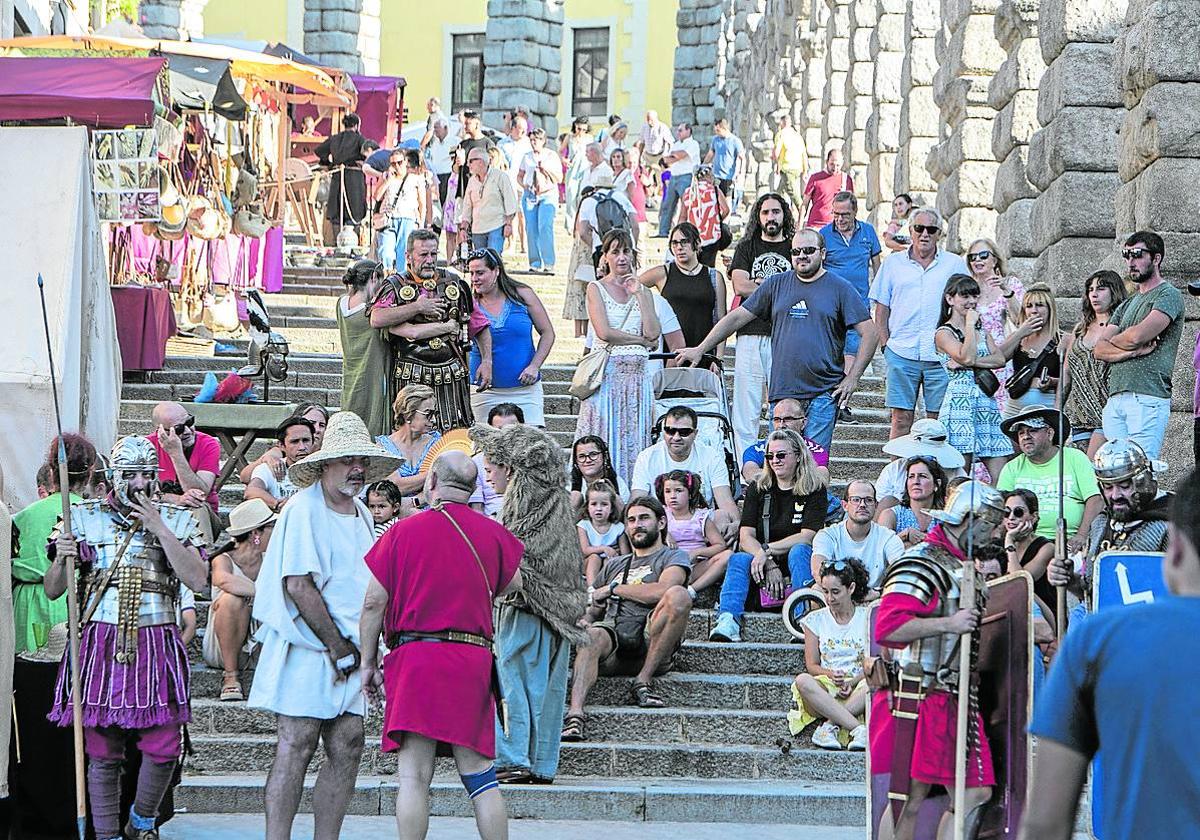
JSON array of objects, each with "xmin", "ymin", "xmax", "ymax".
[{"xmin": 387, "ymin": 630, "xmax": 492, "ymax": 651}]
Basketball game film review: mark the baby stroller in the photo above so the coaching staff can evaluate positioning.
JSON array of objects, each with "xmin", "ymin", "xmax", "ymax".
[{"xmin": 649, "ymin": 353, "xmax": 740, "ymax": 496}]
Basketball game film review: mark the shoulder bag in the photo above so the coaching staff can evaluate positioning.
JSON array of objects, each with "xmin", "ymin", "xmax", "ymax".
[
  {"xmin": 757, "ymin": 490, "xmax": 797, "ymax": 609},
  {"xmin": 569, "ymin": 296, "xmax": 636, "ymax": 401},
  {"xmin": 372, "ymin": 175, "xmax": 407, "ymax": 231},
  {"xmin": 1007, "ymin": 339, "xmax": 1056, "ymax": 400},
  {"xmin": 945, "ymin": 324, "xmax": 1001, "ymax": 398}
]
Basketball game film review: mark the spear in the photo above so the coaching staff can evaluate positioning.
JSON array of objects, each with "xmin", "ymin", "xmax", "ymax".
[
  {"xmin": 953, "ymin": 477, "xmax": 977, "ymax": 840},
  {"xmin": 37, "ymin": 274, "xmax": 87, "ymax": 839},
  {"xmin": 1054, "ymin": 342, "xmax": 1067, "ymax": 641}
]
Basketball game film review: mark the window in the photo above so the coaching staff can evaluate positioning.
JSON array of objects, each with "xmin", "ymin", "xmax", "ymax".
[
  {"xmin": 572, "ymin": 27, "xmax": 609, "ymax": 118},
  {"xmin": 451, "ymin": 33, "xmax": 486, "ymax": 113}
]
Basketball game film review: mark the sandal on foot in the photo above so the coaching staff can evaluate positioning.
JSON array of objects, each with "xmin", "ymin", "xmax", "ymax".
[
  {"xmin": 560, "ymin": 713, "xmax": 587, "ymax": 742},
  {"xmin": 631, "ymin": 681, "xmax": 665, "ymax": 708},
  {"xmin": 219, "ymin": 671, "xmax": 243, "ymax": 702}
]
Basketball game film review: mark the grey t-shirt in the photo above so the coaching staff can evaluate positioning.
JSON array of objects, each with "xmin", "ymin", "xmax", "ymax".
[
  {"xmin": 1107, "ymin": 282, "xmax": 1185, "ymax": 400},
  {"xmin": 741, "ymin": 269, "xmax": 871, "ymax": 401},
  {"xmin": 598, "ymin": 545, "xmax": 691, "ymax": 623}
]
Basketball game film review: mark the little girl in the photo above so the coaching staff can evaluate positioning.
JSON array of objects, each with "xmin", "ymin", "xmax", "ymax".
[
  {"xmin": 654, "ymin": 469, "xmax": 731, "ymax": 599},
  {"xmin": 577, "ymin": 480, "xmax": 629, "ymax": 586},
  {"xmin": 366, "ymin": 480, "xmax": 405, "ymax": 539}
]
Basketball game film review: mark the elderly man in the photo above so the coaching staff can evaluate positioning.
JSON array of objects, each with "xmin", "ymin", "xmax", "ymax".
[
  {"xmin": 244, "ymin": 416, "xmax": 313, "ymax": 512},
  {"xmin": 455, "ymin": 110, "xmax": 495, "ymax": 199},
  {"xmin": 45, "ymin": 436, "xmax": 208, "ymax": 840},
  {"xmin": 563, "ymin": 495, "xmax": 692, "ymax": 735},
  {"xmin": 458, "ymin": 147, "xmax": 518, "ymax": 253},
  {"xmin": 147, "ymin": 401, "xmax": 219, "ymax": 518},
  {"xmin": 656, "ymin": 123, "xmax": 700, "ymax": 237},
  {"xmin": 637, "ymin": 110, "xmax": 673, "ymax": 204},
  {"xmin": 249, "ymin": 412, "xmax": 403, "ymax": 840},
  {"xmin": 426, "ymin": 118, "xmax": 456, "ymax": 213},
  {"xmin": 870, "ymin": 207, "xmax": 970, "ymax": 440},
  {"xmin": 360, "ymin": 451, "xmax": 524, "ymax": 839}
]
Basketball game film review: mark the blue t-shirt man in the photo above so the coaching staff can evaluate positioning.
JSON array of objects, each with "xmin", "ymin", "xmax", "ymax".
[
  {"xmin": 708, "ymin": 133, "xmax": 745, "ymax": 183},
  {"xmin": 819, "ymin": 220, "xmax": 882, "ymax": 301},
  {"xmin": 1030, "ymin": 597, "xmax": 1200, "ymax": 837}
]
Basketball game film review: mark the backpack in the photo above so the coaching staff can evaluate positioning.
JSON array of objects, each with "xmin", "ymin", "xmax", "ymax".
[{"xmin": 593, "ymin": 189, "xmax": 631, "ymax": 236}]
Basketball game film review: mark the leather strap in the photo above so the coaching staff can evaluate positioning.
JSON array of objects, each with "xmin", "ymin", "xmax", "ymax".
[
  {"xmin": 434, "ymin": 502, "xmax": 493, "ymax": 600},
  {"xmin": 79, "ymin": 527, "xmax": 138, "ymax": 626},
  {"xmin": 887, "ymin": 669, "xmax": 926, "ymax": 821}
]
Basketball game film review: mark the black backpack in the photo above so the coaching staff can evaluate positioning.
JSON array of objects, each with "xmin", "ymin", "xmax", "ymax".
[{"xmin": 593, "ymin": 189, "xmax": 631, "ymax": 236}]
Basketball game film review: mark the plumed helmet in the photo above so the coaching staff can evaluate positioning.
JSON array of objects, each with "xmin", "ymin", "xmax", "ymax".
[
  {"xmin": 1093, "ymin": 439, "xmax": 1163, "ymax": 492},
  {"xmin": 109, "ymin": 435, "xmax": 159, "ymax": 472},
  {"xmin": 928, "ymin": 480, "xmax": 1006, "ymax": 528}
]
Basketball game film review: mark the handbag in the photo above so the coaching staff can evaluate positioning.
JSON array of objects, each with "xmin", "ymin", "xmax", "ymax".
[
  {"xmin": 1007, "ymin": 340, "xmax": 1057, "ymax": 400},
  {"xmin": 605, "ymin": 555, "xmax": 647, "ymax": 653},
  {"xmin": 974, "ymin": 368, "xmax": 1001, "ymax": 398},
  {"xmin": 757, "ymin": 491, "xmax": 796, "ymax": 609},
  {"xmin": 568, "ymin": 300, "xmax": 635, "ymax": 401}
]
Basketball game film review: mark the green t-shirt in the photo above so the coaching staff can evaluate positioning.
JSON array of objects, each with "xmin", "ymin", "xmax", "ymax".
[
  {"xmin": 1107, "ymin": 282, "xmax": 1185, "ymax": 399},
  {"xmin": 11, "ymin": 492, "xmax": 79, "ymax": 655},
  {"xmin": 997, "ymin": 447, "xmax": 1100, "ymax": 541}
]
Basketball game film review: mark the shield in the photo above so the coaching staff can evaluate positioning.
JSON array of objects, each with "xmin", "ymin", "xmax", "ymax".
[{"xmin": 868, "ymin": 572, "xmax": 1034, "ymax": 839}]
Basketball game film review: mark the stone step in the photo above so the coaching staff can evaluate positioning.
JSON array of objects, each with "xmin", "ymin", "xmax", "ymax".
[
  {"xmin": 184, "ymin": 734, "xmax": 862, "ymax": 781},
  {"xmin": 174, "ymin": 774, "xmax": 864, "ymax": 825}
]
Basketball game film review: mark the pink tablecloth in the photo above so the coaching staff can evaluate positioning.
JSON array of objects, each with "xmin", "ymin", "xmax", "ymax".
[{"xmin": 111, "ymin": 285, "xmax": 177, "ymax": 372}]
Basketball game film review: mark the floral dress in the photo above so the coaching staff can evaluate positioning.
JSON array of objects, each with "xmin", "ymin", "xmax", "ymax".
[
  {"xmin": 936, "ymin": 324, "xmax": 1011, "ymax": 457},
  {"xmin": 977, "ymin": 277, "xmax": 1024, "ymax": 412}
]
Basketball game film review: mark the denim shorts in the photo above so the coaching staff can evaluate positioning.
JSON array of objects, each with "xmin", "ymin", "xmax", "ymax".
[{"xmin": 884, "ymin": 346, "xmax": 948, "ymax": 412}]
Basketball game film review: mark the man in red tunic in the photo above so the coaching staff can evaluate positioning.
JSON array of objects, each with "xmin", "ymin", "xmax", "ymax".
[{"xmin": 360, "ymin": 451, "xmax": 524, "ymax": 840}]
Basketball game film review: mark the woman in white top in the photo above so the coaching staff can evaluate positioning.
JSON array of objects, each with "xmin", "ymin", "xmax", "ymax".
[
  {"xmin": 373, "ymin": 150, "xmax": 425, "ymax": 274},
  {"xmin": 609, "ymin": 146, "xmax": 642, "ymax": 246},
  {"xmin": 573, "ymin": 229, "xmax": 660, "ymax": 485},
  {"xmin": 789, "ymin": 558, "xmax": 871, "ymax": 751}
]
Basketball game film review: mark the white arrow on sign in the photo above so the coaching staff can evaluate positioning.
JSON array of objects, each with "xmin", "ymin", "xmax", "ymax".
[{"xmin": 1115, "ymin": 561, "xmax": 1156, "ymax": 606}]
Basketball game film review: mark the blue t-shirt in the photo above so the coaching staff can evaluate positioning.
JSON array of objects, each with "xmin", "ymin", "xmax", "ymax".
[
  {"xmin": 819, "ymin": 221, "xmax": 881, "ymax": 301},
  {"xmin": 1031, "ymin": 597, "xmax": 1200, "ymax": 837},
  {"xmin": 469, "ymin": 297, "xmax": 537, "ymax": 389},
  {"xmin": 366, "ymin": 147, "xmax": 397, "ymax": 173},
  {"xmin": 741, "ymin": 269, "xmax": 871, "ymax": 401},
  {"xmin": 708, "ymin": 134, "xmax": 745, "ymax": 180}
]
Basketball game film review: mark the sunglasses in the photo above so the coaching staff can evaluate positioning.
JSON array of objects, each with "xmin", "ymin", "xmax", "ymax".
[
  {"xmin": 663, "ymin": 426, "xmax": 696, "ymax": 438},
  {"xmin": 416, "ymin": 409, "xmax": 439, "ymax": 420},
  {"xmin": 1004, "ymin": 506, "xmax": 1028, "ymax": 518},
  {"xmin": 765, "ymin": 450, "xmax": 792, "ymax": 462},
  {"xmin": 169, "ymin": 416, "xmax": 195, "ymax": 436},
  {"xmin": 912, "ymin": 224, "xmax": 940, "ymax": 235},
  {"xmin": 467, "ymin": 248, "xmax": 499, "ymax": 264},
  {"xmin": 967, "ymin": 250, "xmax": 992, "ymax": 262},
  {"xmin": 820, "ymin": 559, "xmax": 850, "ymax": 574},
  {"xmin": 790, "ymin": 246, "xmax": 820, "ymax": 256},
  {"xmin": 1122, "ymin": 248, "xmax": 1149, "ymax": 261}
]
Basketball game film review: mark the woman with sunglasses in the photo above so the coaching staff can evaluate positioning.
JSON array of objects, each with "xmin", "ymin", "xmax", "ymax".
[
  {"xmin": 965, "ymin": 238, "xmax": 1024, "ymax": 411},
  {"xmin": 568, "ymin": 435, "xmax": 630, "ymax": 514},
  {"xmin": 374, "ymin": 384, "xmax": 442, "ymax": 497},
  {"xmin": 710, "ymin": 429, "xmax": 829, "ymax": 643},
  {"xmin": 789, "ymin": 557, "xmax": 871, "ymax": 751},
  {"xmin": 466, "ymin": 248, "xmax": 555, "ymax": 427},
  {"xmin": 1062, "ymin": 270, "xmax": 1127, "ymax": 458},
  {"xmin": 372, "ymin": 150, "xmax": 425, "ymax": 274},
  {"xmin": 875, "ymin": 455, "xmax": 948, "ymax": 548},
  {"xmin": 1001, "ymin": 489, "xmax": 1058, "ymax": 620}
]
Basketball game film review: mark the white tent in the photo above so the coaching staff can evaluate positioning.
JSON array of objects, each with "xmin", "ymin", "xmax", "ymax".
[{"xmin": 0, "ymin": 126, "xmax": 121, "ymax": 510}]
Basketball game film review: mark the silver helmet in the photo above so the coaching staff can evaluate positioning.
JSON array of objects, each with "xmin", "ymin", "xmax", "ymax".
[
  {"xmin": 107, "ymin": 435, "xmax": 160, "ymax": 505},
  {"xmin": 1093, "ymin": 439, "xmax": 1163, "ymax": 513},
  {"xmin": 929, "ymin": 480, "xmax": 1006, "ymax": 546}
]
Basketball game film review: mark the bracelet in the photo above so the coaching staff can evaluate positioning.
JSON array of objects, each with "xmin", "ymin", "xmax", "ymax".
[{"xmin": 1004, "ymin": 545, "xmax": 1018, "ymax": 552}]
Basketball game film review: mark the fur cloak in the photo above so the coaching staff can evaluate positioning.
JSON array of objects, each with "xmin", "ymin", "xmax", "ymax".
[{"xmin": 470, "ymin": 425, "xmax": 588, "ymax": 645}]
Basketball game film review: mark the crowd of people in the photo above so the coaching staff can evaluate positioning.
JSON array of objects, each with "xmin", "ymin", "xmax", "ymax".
[{"xmin": 3, "ymin": 99, "xmax": 1197, "ymax": 840}]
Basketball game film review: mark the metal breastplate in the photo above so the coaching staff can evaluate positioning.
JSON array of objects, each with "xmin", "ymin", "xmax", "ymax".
[{"xmin": 382, "ymin": 272, "xmax": 469, "ymax": 364}]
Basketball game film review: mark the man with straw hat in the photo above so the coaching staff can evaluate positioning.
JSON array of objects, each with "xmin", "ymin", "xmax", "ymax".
[{"xmin": 248, "ymin": 412, "xmax": 402, "ymax": 840}]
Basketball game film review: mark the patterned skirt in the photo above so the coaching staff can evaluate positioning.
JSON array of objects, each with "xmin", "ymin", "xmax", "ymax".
[
  {"xmin": 574, "ymin": 353, "xmax": 654, "ymax": 486},
  {"xmin": 938, "ymin": 369, "xmax": 1012, "ymax": 458}
]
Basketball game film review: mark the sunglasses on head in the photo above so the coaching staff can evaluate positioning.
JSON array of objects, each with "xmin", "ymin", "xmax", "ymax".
[
  {"xmin": 1122, "ymin": 247, "xmax": 1149, "ymax": 261},
  {"xmin": 467, "ymin": 248, "xmax": 500, "ymax": 266},
  {"xmin": 967, "ymin": 250, "xmax": 992, "ymax": 262},
  {"xmin": 1004, "ymin": 506, "xmax": 1028, "ymax": 518},
  {"xmin": 820, "ymin": 559, "xmax": 849, "ymax": 574},
  {"xmin": 663, "ymin": 426, "xmax": 696, "ymax": 438},
  {"xmin": 790, "ymin": 246, "xmax": 820, "ymax": 256},
  {"xmin": 912, "ymin": 224, "xmax": 940, "ymax": 235},
  {"xmin": 169, "ymin": 416, "xmax": 195, "ymax": 436}
]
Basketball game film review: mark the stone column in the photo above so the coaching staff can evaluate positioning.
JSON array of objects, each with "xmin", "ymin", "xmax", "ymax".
[
  {"xmin": 927, "ymin": 0, "xmax": 1004, "ymax": 253},
  {"xmin": 798, "ymin": 0, "xmax": 830, "ymax": 175},
  {"xmin": 672, "ymin": 0, "xmax": 734, "ymax": 147},
  {"xmin": 988, "ymin": 0, "xmax": 1045, "ymax": 281},
  {"xmin": 820, "ymin": 0, "xmax": 851, "ymax": 155},
  {"xmin": 842, "ymin": 0, "xmax": 876, "ymax": 190},
  {"xmin": 303, "ymin": 0, "xmax": 381, "ymax": 75},
  {"xmin": 481, "ymin": 0, "xmax": 563, "ymax": 137},
  {"xmin": 139, "ymin": 0, "xmax": 209, "ymax": 39},
  {"xmin": 1114, "ymin": 0, "xmax": 1200, "ymax": 479},
  {"xmin": 1026, "ymin": 0, "xmax": 1129, "ymax": 296},
  {"xmin": 865, "ymin": 0, "xmax": 905, "ymax": 226},
  {"xmin": 895, "ymin": 0, "xmax": 939, "ymax": 204}
]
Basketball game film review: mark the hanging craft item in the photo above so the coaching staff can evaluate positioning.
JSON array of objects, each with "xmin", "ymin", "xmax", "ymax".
[{"xmin": 92, "ymin": 128, "xmax": 161, "ymax": 223}]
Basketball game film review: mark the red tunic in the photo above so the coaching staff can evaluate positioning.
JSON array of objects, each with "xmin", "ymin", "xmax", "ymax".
[{"xmin": 364, "ymin": 503, "xmax": 523, "ymax": 756}]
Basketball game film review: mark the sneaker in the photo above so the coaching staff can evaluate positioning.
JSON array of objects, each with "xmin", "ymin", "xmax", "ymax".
[
  {"xmin": 709, "ymin": 612, "xmax": 741, "ymax": 643},
  {"xmin": 838, "ymin": 405, "xmax": 858, "ymax": 424},
  {"xmin": 847, "ymin": 724, "xmax": 868, "ymax": 751},
  {"xmin": 812, "ymin": 721, "xmax": 841, "ymax": 750}
]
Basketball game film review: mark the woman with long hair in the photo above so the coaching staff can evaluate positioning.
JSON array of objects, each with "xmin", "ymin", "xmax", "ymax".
[
  {"xmin": 934, "ymin": 273, "xmax": 1041, "ymax": 480},
  {"xmin": 569, "ymin": 434, "xmax": 630, "ymax": 512},
  {"xmin": 638, "ymin": 221, "xmax": 728, "ymax": 350},
  {"xmin": 375, "ymin": 384, "xmax": 442, "ymax": 496},
  {"xmin": 337, "ymin": 259, "xmax": 391, "ymax": 435},
  {"xmin": 710, "ymin": 429, "xmax": 830, "ymax": 643},
  {"xmin": 574, "ymin": 229, "xmax": 660, "ymax": 484},
  {"xmin": 882, "ymin": 192, "xmax": 914, "ymax": 252},
  {"xmin": 466, "ymin": 248, "xmax": 555, "ymax": 427},
  {"xmin": 876, "ymin": 455, "xmax": 948, "ymax": 548},
  {"xmin": 965, "ymin": 238, "xmax": 1025, "ymax": 412},
  {"xmin": 1062, "ymin": 270, "xmax": 1127, "ymax": 457},
  {"xmin": 1005, "ymin": 283, "xmax": 1061, "ymax": 417}
]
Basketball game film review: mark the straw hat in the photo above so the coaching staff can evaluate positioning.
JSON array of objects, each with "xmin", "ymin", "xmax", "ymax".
[
  {"xmin": 226, "ymin": 498, "xmax": 278, "ymax": 537},
  {"xmin": 881, "ymin": 418, "xmax": 965, "ymax": 469},
  {"xmin": 288, "ymin": 411, "xmax": 405, "ymax": 488},
  {"xmin": 999, "ymin": 405, "xmax": 1071, "ymax": 447}
]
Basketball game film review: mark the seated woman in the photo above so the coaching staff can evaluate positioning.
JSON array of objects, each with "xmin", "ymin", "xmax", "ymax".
[
  {"xmin": 789, "ymin": 558, "xmax": 870, "ymax": 751},
  {"xmin": 710, "ymin": 429, "xmax": 828, "ymax": 643},
  {"xmin": 1002, "ymin": 489, "xmax": 1059, "ymax": 693},
  {"xmin": 375, "ymin": 384, "xmax": 442, "ymax": 497},
  {"xmin": 203, "ymin": 498, "xmax": 276, "ymax": 701},
  {"xmin": 875, "ymin": 455, "xmax": 948, "ymax": 548},
  {"xmin": 568, "ymin": 434, "xmax": 631, "ymax": 514}
]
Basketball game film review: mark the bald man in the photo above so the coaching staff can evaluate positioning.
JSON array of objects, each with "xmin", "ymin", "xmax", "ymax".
[{"xmin": 147, "ymin": 401, "xmax": 220, "ymax": 519}]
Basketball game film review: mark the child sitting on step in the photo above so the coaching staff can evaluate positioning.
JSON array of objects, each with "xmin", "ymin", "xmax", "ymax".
[
  {"xmin": 577, "ymin": 480, "xmax": 629, "ymax": 587},
  {"xmin": 655, "ymin": 469, "xmax": 731, "ymax": 600}
]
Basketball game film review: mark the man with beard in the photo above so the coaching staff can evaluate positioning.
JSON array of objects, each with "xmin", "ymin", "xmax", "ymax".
[
  {"xmin": 563, "ymin": 496, "xmax": 693, "ymax": 726},
  {"xmin": 726, "ymin": 193, "xmax": 795, "ymax": 455},
  {"xmin": 873, "ymin": 480, "xmax": 1007, "ymax": 840},
  {"xmin": 1046, "ymin": 439, "xmax": 1173, "ymax": 615},
  {"xmin": 249, "ymin": 412, "xmax": 403, "ymax": 840},
  {"xmin": 369, "ymin": 229, "xmax": 490, "ymax": 431},
  {"xmin": 1094, "ymin": 231, "xmax": 1185, "ymax": 459},
  {"xmin": 678, "ymin": 227, "xmax": 878, "ymax": 452}
]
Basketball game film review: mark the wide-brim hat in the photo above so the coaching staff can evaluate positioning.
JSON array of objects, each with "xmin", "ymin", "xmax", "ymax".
[
  {"xmin": 288, "ymin": 410, "xmax": 404, "ymax": 489},
  {"xmin": 226, "ymin": 497, "xmax": 278, "ymax": 536},
  {"xmin": 1000, "ymin": 405, "xmax": 1071, "ymax": 447},
  {"xmin": 881, "ymin": 418, "xmax": 965, "ymax": 469}
]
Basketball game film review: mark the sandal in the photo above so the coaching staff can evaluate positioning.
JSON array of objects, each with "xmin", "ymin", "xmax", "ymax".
[
  {"xmin": 560, "ymin": 713, "xmax": 587, "ymax": 742},
  {"xmin": 220, "ymin": 671, "xmax": 243, "ymax": 702},
  {"xmin": 630, "ymin": 681, "xmax": 665, "ymax": 709},
  {"xmin": 495, "ymin": 767, "xmax": 533, "ymax": 784}
]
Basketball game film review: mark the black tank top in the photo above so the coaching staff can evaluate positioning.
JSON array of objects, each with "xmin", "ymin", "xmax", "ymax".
[{"xmin": 661, "ymin": 262, "xmax": 716, "ymax": 349}]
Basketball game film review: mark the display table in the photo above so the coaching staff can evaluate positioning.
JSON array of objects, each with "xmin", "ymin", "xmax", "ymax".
[
  {"xmin": 183, "ymin": 401, "xmax": 297, "ymax": 495},
  {"xmin": 111, "ymin": 285, "xmax": 178, "ymax": 372}
]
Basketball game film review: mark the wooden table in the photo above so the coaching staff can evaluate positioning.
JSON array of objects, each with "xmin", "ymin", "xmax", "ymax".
[{"xmin": 182, "ymin": 401, "xmax": 297, "ymax": 495}]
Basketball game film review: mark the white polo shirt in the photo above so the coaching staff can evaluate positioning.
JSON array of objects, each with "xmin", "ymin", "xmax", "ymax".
[
  {"xmin": 869, "ymin": 247, "xmax": 969, "ymax": 362},
  {"xmin": 667, "ymin": 137, "xmax": 701, "ymax": 177}
]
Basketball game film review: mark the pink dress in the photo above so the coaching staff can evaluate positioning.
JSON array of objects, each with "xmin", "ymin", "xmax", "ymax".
[
  {"xmin": 365, "ymin": 503, "xmax": 523, "ymax": 757},
  {"xmin": 667, "ymin": 509, "xmax": 711, "ymax": 553},
  {"xmin": 977, "ymin": 277, "xmax": 1025, "ymax": 411}
]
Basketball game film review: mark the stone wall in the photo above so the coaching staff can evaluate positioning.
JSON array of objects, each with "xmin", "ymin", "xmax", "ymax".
[
  {"xmin": 820, "ymin": 0, "xmax": 850, "ymax": 156},
  {"xmin": 841, "ymin": 0, "xmax": 875, "ymax": 189},
  {"xmin": 303, "ymin": 0, "xmax": 380, "ymax": 75},
  {"xmin": 481, "ymin": 0, "xmax": 563, "ymax": 137},
  {"xmin": 672, "ymin": 0, "xmax": 733, "ymax": 146},
  {"xmin": 798, "ymin": 0, "xmax": 829, "ymax": 175},
  {"xmin": 865, "ymin": 0, "xmax": 905, "ymax": 226},
  {"xmin": 139, "ymin": 0, "xmax": 208, "ymax": 39},
  {"xmin": 894, "ymin": 0, "xmax": 939, "ymax": 205}
]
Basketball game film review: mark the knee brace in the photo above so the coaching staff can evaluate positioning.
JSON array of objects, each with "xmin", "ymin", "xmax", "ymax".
[{"xmin": 460, "ymin": 765, "xmax": 498, "ymax": 800}]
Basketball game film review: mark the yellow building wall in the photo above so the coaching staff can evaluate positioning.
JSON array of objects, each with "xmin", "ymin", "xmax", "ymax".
[{"xmin": 203, "ymin": 0, "xmax": 288, "ymax": 44}]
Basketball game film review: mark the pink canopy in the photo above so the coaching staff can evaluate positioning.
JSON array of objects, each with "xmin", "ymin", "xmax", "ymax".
[
  {"xmin": 293, "ymin": 74, "xmax": 404, "ymax": 147},
  {"xmin": 0, "ymin": 56, "xmax": 165, "ymax": 128}
]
